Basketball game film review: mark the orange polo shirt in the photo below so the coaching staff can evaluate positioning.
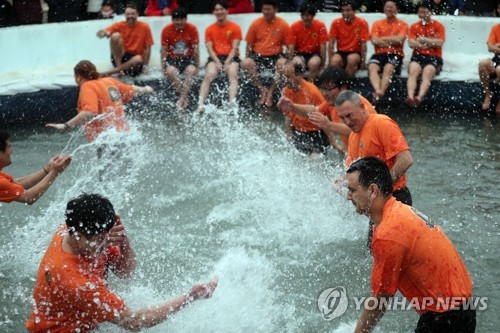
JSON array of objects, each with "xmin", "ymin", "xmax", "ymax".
[
  {"xmin": 371, "ymin": 197, "xmax": 473, "ymax": 314},
  {"xmin": 105, "ymin": 21, "xmax": 154, "ymax": 57},
  {"xmin": 409, "ymin": 20, "xmax": 445, "ymax": 58},
  {"xmin": 346, "ymin": 114, "xmax": 409, "ymax": 191},
  {"xmin": 286, "ymin": 19, "xmax": 328, "ymax": 54},
  {"xmin": 161, "ymin": 22, "xmax": 199, "ymax": 58},
  {"xmin": 329, "ymin": 16, "xmax": 370, "ymax": 53},
  {"xmin": 487, "ymin": 23, "xmax": 500, "ymax": 49},
  {"xmin": 0, "ymin": 171, "xmax": 24, "ymax": 203},
  {"xmin": 246, "ymin": 16, "xmax": 289, "ymax": 56},
  {"xmin": 205, "ymin": 20, "xmax": 242, "ymax": 56},
  {"xmin": 371, "ymin": 18, "xmax": 408, "ymax": 57},
  {"xmin": 283, "ymin": 80, "xmax": 327, "ymax": 132}
]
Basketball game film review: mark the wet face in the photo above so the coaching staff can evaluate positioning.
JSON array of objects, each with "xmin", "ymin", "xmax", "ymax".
[
  {"xmin": 173, "ymin": 17, "xmax": 187, "ymax": 30},
  {"xmin": 346, "ymin": 171, "xmax": 373, "ymax": 216},
  {"xmin": 384, "ymin": 1, "xmax": 398, "ymax": 19},
  {"xmin": 74, "ymin": 231, "xmax": 109, "ymax": 257},
  {"xmin": 341, "ymin": 5, "xmax": 355, "ymax": 22},
  {"xmin": 125, "ymin": 7, "xmax": 138, "ymax": 26},
  {"xmin": 213, "ymin": 4, "xmax": 228, "ymax": 21},
  {"xmin": 262, "ymin": 4, "xmax": 277, "ymax": 21},
  {"xmin": 417, "ymin": 7, "xmax": 431, "ymax": 21},
  {"xmin": 301, "ymin": 13, "xmax": 314, "ymax": 26},
  {"xmin": 319, "ymin": 83, "xmax": 341, "ymax": 106},
  {"xmin": 336, "ymin": 100, "xmax": 366, "ymax": 132},
  {"xmin": 279, "ymin": 63, "xmax": 299, "ymax": 89},
  {"xmin": 0, "ymin": 140, "xmax": 12, "ymax": 168}
]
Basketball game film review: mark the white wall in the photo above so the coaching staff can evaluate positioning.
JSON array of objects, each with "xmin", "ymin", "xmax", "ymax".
[{"xmin": 0, "ymin": 13, "xmax": 497, "ymax": 95}]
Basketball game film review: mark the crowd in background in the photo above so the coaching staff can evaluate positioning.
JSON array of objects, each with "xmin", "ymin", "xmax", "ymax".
[{"xmin": 0, "ymin": 0, "xmax": 499, "ymax": 27}]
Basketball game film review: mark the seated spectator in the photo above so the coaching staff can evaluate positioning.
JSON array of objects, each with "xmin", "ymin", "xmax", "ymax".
[
  {"xmin": 0, "ymin": 0, "xmax": 17, "ymax": 27},
  {"xmin": 478, "ymin": 23, "xmax": 500, "ymax": 113},
  {"xmin": 229, "ymin": 0, "xmax": 254, "ymax": 13},
  {"xmin": 45, "ymin": 0, "xmax": 87, "ymax": 23},
  {"xmin": 329, "ymin": 0, "xmax": 370, "ymax": 78},
  {"xmin": 406, "ymin": 1, "xmax": 445, "ymax": 107},
  {"xmin": 98, "ymin": 0, "xmax": 116, "ymax": 19},
  {"xmin": 145, "ymin": 0, "xmax": 178, "ymax": 16},
  {"xmin": 87, "ymin": 0, "xmax": 103, "ymax": 19},
  {"xmin": 197, "ymin": 1, "xmax": 242, "ymax": 112},
  {"xmin": 447, "ymin": 0, "xmax": 465, "ymax": 15},
  {"xmin": 12, "ymin": 0, "xmax": 42, "ymax": 25},
  {"xmin": 176, "ymin": 0, "xmax": 212, "ymax": 13}
]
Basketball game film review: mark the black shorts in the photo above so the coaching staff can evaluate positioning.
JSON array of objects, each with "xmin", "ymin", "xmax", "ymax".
[
  {"xmin": 291, "ymin": 129, "xmax": 329, "ymax": 154},
  {"xmin": 336, "ymin": 51, "xmax": 361, "ymax": 66},
  {"xmin": 410, "ymin": 54, "xmax": 443, "ymax": 74},
  {"xmin": 207, "ymin": 55, "xmax": 241, "ymax": 66},
  {"xmin": 369, "ymin": 53, "xmax": 403, "ymax": 75},
  {"xmin": 250, "ymin": 52, "xmax": 284, "ymax": 72},
  {"xmin": 490, "ymin": 54, "xmax": 500, "ymax": 79},
  {"xmin": 164, "ymin": 57, "xmax": 196, "ymax": 73},
  {"xmin": 111, "ymin": 52, "xmax": 143, "ymax": 76},
  {"xmin": 415, "ymin": 307, "xmax": 476, "ymax": 333},
  {"xmin": 296, "ymin": 52, "xmax": 321, "ymax": 66}
]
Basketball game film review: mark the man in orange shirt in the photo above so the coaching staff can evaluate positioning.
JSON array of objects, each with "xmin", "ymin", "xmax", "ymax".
[
  {"xmin": 241, "ymin": 0, "xmax": 289, "ymax": 106},
  {"xmin": 329, "ymin": 0, "xmax": 370, "ymax": 77},
  {"xmin": 0, "ymin": 131, "xmax": 71, "ymax": 205},
  {"xmin": 197, "ymin": 0, "xmax": 242, "ymax": 112},
  {"xmin": 26, "ymin": 193, "xmax": 218, "ymax": 333},
  {"xmin": 97, "ymin": 3, "xmax": 154, "ymax": 77},
  {"xmin": 368, "ymin": 0, "xmax": 408, "ymax": 101},
  {"xmin": 478, "ymin": 23, "xmax": 500, "ymax": 113},
  {"xmin": 277, "ymin": 61, "xmax": 329, "ymax": 157},
  {"xmin": 161, "ymin": 8, "xmax": 200, "ymax": 109},
  {"xmin": 406, "ymin": 1, "xmax": 445, "ymax": 106},
  {"xmin": 345, "ymin": 157, "xmax": 475, "ymax": 333}
]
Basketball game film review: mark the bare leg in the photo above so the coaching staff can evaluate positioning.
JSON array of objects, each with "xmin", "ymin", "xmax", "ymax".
[
  {"xmin": 227, "ymin": 62, "xmax": 240, "ymax": 103},
  {"xmin": 368, "ymin": 63, "xmax": 382, "ymax": 100},
  {"xmin": 479, "ymin": 59, "xmax": 495, "ymax": 110},
  {"xmin": 241, "ymin": 58, "xmax": 267, "ymax": 105},
  {"xmin": 197, "ymin": 62, "xmax": 220, "ymax": 112},
  {"xmin": 178, "ymin": 65, "xmax": 198, "ymax": 109},
  {"xmin": 265, "ymin": 58, "xmax": 288, "ymax": 108},
  {"xmin": 406, "ymin": 61, "xmax": 422, "ymax": 105},
  {"xmin": 379, "ymin": 63, "xmax": 396, "ymax": 97},
  {"xmin": 104, "ymin": 33, "xmax": 144, "ymax": 76},
  {"xmin": 165, "ymin": 66, "xmax": 182, "ymax": 94},
  {"xmin": 416, "ymin": 65, "xmax": 437, "ymax": 105},
  {"xmin": 329, "ymin": 53, "xmax": 344, "ymax": 68},
  {"xmin": 345, "ymin": 53, "xmax": 361, "ymax": 78},
  {"xmin": 307, "ymin": 55, "xmax": 322, "ymax": 82}
]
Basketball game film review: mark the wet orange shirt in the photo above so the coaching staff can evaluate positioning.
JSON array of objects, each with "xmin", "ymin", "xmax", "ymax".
[
  {"xmin": 286, "ymin": 19, "xmax": 328, "ymax": 54},
  {"xmin": 105, "ymin": 21, "xmax": 154, "ymax": 57},
  {"xmin": 409, "ymin": 20, "xmax": 445, "ymax": 58},
  {"xmin": 318, "ymin": 95, "xmax": 376, "ymax": 147},
  {"xmin": 0, "ymin": 171, "xmax": 24, "ymax": 203},
  {"xmin": 283, "ymin": 80, "xmax": 326, "ymax": 132},
  {"xmin": 161, "ymin": 22, "xmax": 199, "ymax": 58},
  {"xmin": 346, "ymin": 114, "xmax": 409, "ymax": 191},
  {"xmin": 26, "ymin": 227, "xmax": 125, "ymax": 332},
  {"xmin": 371, "ymin": 18, "xmax": 408, "ymax": 57},
  {"xmin": 371, "ymin": 197, "xmax": 473, "ymax": 313},
  {"xmin": 78, "ymin": 77, "xmax": 135, "ymax": 142},
  {"xmin": 205, "ymin": 20, "xmax": 242, "ymax": 56},
  {"xmin": 329, "ymin": 16, "xmax": 370, "ymax": 53},
  {"xmin": 246, "ymin": 16, "xmax": 289, "ymax": 56},
  {"xmin": 487, "ymin": 23, "xmax": 500, "ymax": 48}
]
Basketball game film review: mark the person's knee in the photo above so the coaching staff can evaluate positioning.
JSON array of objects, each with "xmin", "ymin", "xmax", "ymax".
[
  {"xmin": 110, "ymin": 32, "xmax": 122, "ymax": 43},
  {"xmin": 293, "ymin": 56, "xmax": 305, "ymax": 66},
  {"xmin": 165, "ymin": 66, "xmax": 178, "ymax": 77},
  {"xmin": 408, "ymin": 63, "xmax": 422, "ymax": 76},
  {"xmin": 368, "ymin": 63, "xmax": 380, "ymax": 74},
  {"xmin": 308, "ymin": 57, "xmax": 321, "ymax": 70},
  {"xmin": 346, "ymin": 54, "xmax": 360, "ymax": 66},
  {"xmin": 422, "ymin": 66, "xmax": 436, "ymax": 78},
  {"xmin": 329, "ymin": 55, "xmax": 343, "ymax": 67},
  {"xmin": 241, "ymin": 58, "xmax": 255, "ymax": 71},
  {"xmin": 184, "ymin": 65, "xmax": 198, "ymax": 77},
  {"xmin": 383, "ymin": 64, "xmax": 395, "ymax": 75}
]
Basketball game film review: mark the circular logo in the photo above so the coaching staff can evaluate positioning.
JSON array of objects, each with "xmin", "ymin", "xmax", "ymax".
[{"xmin": 317, "ymin": 286, "xmax": 348, "ymax": 321}]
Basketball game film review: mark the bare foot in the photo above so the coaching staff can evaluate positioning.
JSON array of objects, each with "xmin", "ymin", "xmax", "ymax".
[
  {"xmin": 265, "ymin": 93, "xmax": 274, "ymax": 109},
  {"xmin": 405, "ymin": 96, "xmax": 415, "ymax": 106},
  {"xmin": 257, "ymin": 88, "xmax": 268, "ymax": 106},
  {"xmin": 196, "ymin": 105, "xmax": 204, "ymax": 113},
  {"xmin": 177, "ymin": 97, "xmax": 188, "ymax": 109},
  {"xmin": 482, "ymin": 97, "xmax": 491, "ymax": 111},
  {"xmin": 414, "ymin": 95, "xmax": 424, "ymax": 106}
]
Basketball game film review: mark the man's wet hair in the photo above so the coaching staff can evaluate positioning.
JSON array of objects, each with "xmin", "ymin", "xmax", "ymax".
[
  {"xmin": 65, "ymin": 194, "xmax": 116, "ymax": 238},
  {"xmin": 212, "ymin": 0, "xmax": 229, "ymax": 10},
  {"xmin": 172, "ymin": 7, "xmax": 188, "ymax": 19},
  {"xmin": 385, "ymin": 0, "xmax": 399, "ymax": 9},
  {"xmin": 346, "ymin": 157, "xmax": 393, "ymax": 196},
  {"xmin": 300, "ymin": 2, "xmax": 317, "ymax": 16},
  {"xmin": 340, "ymin": 0, "xmax": 356, "ymax": 10},
  {"xmin": 334, "ymin": 90, "xmax": 362, "ymax": 107},
  {"xmin": 316, "ymin": 67, "xmax": 350, "ymax": 89},
  {"xmin": 417, "ymin": 1, "xmax": 432, "ymax": 10},
  {"xmin": 125, "ymin": 2, "xmax": 139, "ymax": 12},
  {"xmin": 0, "ymin": 131, "xmax": 9, "ymax": 152},
  {"xmin": 102, "ymin": 0, "xmax": 114, "ymax": 9},
  {"xmin": 262, "ymin": 0, "xmax": 279, "ymax": 9}
]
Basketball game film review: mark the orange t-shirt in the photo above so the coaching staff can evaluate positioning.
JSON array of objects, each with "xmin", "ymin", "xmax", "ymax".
[
  {"xmin": 409, "ymin": 20, "xmax": 445, "ymax": 58},
  {"xmin": 346, "ymin": 114, "xmax": 409, "ymax": 191},
  {"xmin": 0, "ymin": 171, "xmax": 24, "ymax": 203},
  {"xmin": 246, "ymin": 16, "xmax": 289, "ymax": 56},
  {"xmin": 371, "ymin": 197, "xmax": 473, "ymax": 314},
  {"xmin": 205, "ymin": 20, "xmax": 242, "ymax": 56},
  {"xmin": 487, "ymin": 23, "xmax": 500, "ymax": 48},
  {"xmin": 26, "ymin": 227, "xmax": 125, "ymax": 332},
  {"xmin": 371, "ymin": 18, "xmax": 408, "ymax": 57},
  {"xmin": 283, "ymin": 80, "xmax": 326, "ymax": 132},
  {"xmin": 318, "ymin": 95, "xmax": 376, "ymax": 147},
  {"xmin": 161, "ymin": 22, "xmax": 199, "ymax": 58},
  {"xmin": 286, "ymin": 19, "xmax": 328, "ymax": 54},
  {"xmin": 78, "ymin": 77, "xmax": 135, "ymax": 142},
  {"xmin": 105, "ymin": 21, "xmax": 154, "ymax": 57},
  {"xmin": 329, "ymin": 16, "xmax": 370, "ymax": 53}
]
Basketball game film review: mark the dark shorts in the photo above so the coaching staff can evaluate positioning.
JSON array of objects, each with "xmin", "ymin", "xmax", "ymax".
[
  {"xmin": 250, "ymin": 52, "xmax": 284, "ymax": 72},
  {"xmin": 369, "ymin": 53, "xmax": 403, "ymax": 75},
  {"xmin": 111, "ymin": 52, "xmax": 143, "ymax": 77},
  {"xmin": 291, "ymin": 129, "xmax": 329, "ymax": 154},
  {"xmin": 207, "ymin": 55, "xmax": 241, "ymax": 66},
  {"xmin": 335, "ymin": 51, "xmax": 362, "ymax": 66},
  {"xmin": 415, "ymin": 307, "xmax": 476, "ymax": 333},
  {"xmin": 410, "ymin": 54, "xmax": 443, "ymax": 75},
  {"xmin": 164, "ymin": 57, "xmax": 196, "ymax": 73},
  {"xmin": 490, "ymin": 54, "xmax": 500, "ymax": 79},
  {"xmin": 296, "ymin": 52, "xmax": 321, "ymax": 66}
]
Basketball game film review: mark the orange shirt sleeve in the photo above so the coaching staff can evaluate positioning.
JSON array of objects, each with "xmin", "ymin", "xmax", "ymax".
[
  {"xmin": 359, "ymin": 18, "xmax": 370, "ymax": 42},
  {"xmin": 371, "ymin": 20, "xmax": 381, "ymax": 38},
  {"xmin": 286, "ymin": 22, "xmax": 298, "ymax": 46},
  {"xmin": 374, "ymin": 117, "xmax": 409, "ymax": 160},
  {"xmin": 371, "ymin": 239, "xmax": 408, "ymax": 295},
  {"xmin": 190, "ymin": 24, "xmax": 199, "ymax": 45},
  {"xmin": 318, "ymin": 21, "xmax": 328, "ymax": 44},
  {"xmin": 0, "ymin": 172, "xmax": 25, "ymax": 203},
  {"xmin": 329, "ymin": 19, "xmax": 339, "ymax": 40},
  {"xmin": 487, "ymin": 24, "xmax": 500, "ymax": 44},
  {"xmin": 161, "ymin": 26, "xmax": 169, "ymax": 47},
  {"xmin": 435, "ymin": 21, "xmax": 445, "ymax": 41},
  {"xmin": 78, "ymin": 83, "xmax": 99, "ymax": 114},
  {"xmin": 245, "ymin": 21, "xmax": 257, "ymax": 45},
  {"xmin": 409, "ymin": 23, "xmax": 417, "ymax": 40}
]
